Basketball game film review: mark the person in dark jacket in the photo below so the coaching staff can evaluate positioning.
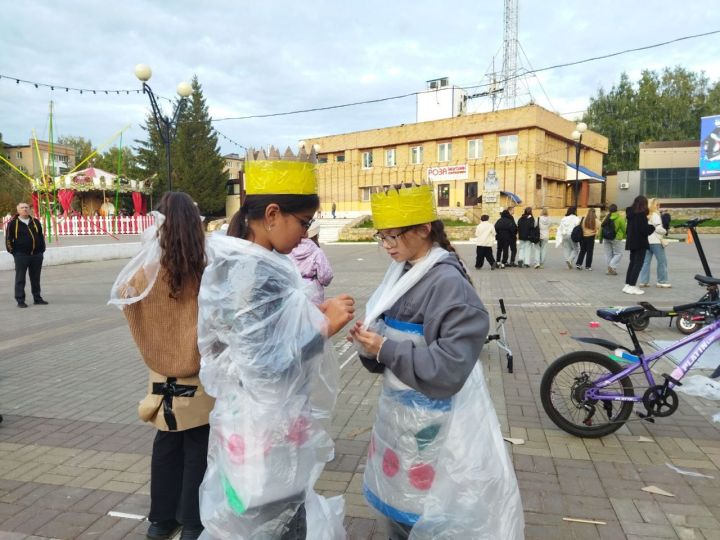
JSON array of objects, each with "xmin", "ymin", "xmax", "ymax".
[
  {"xmin": 623, "ymin": 195, "xmax": 655, "ymax": 295},
  {"xmin": 516, "ymin": 207, "xmax": 537, "ymax": 268},
  {"xmin": 4, "ymin": 202, "xmax": 48, "ymax": 308},
  {"xmin": 494, "ymin": 209, "xmax": 517, "ymax": 268},
  {"xmin": 507, "ymin": 206, "xmax": 518, "ymax": 266}
]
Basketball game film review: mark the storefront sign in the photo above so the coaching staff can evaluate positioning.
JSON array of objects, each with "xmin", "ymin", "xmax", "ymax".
[{"xmin": 427, "ymin": 164, "xmax": 468, "ymax": 181}]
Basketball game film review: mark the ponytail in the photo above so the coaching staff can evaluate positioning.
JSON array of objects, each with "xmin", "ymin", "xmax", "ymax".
[
  {"xmin": 227, "ymin": 204, "xmax": 251, "ymax": 239},
  {"xmin": 428, "ymin": 220, "xmax": 473, "ymax": 284}
]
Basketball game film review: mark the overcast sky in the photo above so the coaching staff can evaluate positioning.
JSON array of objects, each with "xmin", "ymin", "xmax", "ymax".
[{"xmin": 1, "ymin": 0, "xmax": 719, "ymax": 157}]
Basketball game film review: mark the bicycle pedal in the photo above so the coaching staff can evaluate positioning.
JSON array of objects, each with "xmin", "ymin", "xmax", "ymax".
[{"xmin": 662, "ymin": 373, "xmax": 683, "ymax": 386}]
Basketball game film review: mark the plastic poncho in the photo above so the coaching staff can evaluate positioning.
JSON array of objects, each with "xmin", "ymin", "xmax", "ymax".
[
  {"xmin": 360, "ymin": 247, "xmax": 524, "ymax": 539},
  {"xmin": 197, "ymin": 233, "xmax": 345, "ymax": 540}
]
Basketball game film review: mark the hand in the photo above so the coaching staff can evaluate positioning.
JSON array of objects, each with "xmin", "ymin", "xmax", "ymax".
[
  {"xmin": 349, "ymin": 322, "xmax": 385, "ymax": 358},
  {"xmin": 320, "ymin": 294, "xmax": 355, "ymax": 337}
]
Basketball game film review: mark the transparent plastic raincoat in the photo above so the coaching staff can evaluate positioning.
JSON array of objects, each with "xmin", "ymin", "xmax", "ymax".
[
  {"xmin": 197, "ymin": 233, "xmax": 345, "ymax": 539},
  {"xmin": 360, "ymin": 247, "xmax": 524, "ymax": 539}
]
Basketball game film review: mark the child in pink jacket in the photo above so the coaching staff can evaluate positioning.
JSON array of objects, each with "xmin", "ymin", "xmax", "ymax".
[{"xmin": 289, "ymin": 222, "xmax": 334, "ymax": 305}]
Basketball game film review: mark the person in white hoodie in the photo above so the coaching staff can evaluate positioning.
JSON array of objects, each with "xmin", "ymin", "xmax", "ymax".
[
  {"xmin": 555, "ymin": 206, "xmax": 581, "ymax": 269},
  {"xmin": 638, "ymin": 198, "xmax": 671, "ymax": 288},
  {"xmin": 474, "ymin": 214, "xmax": 498, "ymax": 270},
  {"xmin": 536, "ymin": 208, "xmax": 551, "ymax": 269}
]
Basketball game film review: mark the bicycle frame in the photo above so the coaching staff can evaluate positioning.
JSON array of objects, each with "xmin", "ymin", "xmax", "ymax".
[{"xmin": 585, "ymin": 317, "xmax": 720, "ymax": 402}]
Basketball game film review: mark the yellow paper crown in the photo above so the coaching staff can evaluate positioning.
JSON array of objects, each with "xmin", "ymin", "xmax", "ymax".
[
  {"xmin": 371, "ymin": 184, "xmax": 438, "ymax": 230},
  {"xmin": 245, "ymin": 146, "xmax": 318, "ymax": 195}
]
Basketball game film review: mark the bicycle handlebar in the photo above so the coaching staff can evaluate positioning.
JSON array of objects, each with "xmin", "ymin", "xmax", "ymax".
[
  {"xmin": 678, "ymin": 218, "xmax": 710, "ymax": 228},
  {"xmin": 673, "ymin": 300, "xmax": 720, "ymax": 312},
  {"xmin": 499, "ymin": 298, "xmax": 506, "ymax": 315}
]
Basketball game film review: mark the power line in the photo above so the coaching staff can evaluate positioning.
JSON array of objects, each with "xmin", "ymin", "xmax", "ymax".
[
  {"xmin": 0, "ymin": 74, "xmax": 142, "ymax": 95},
  {"xmin": 210, "ymin": 29, "xmax": 720, "ymax": 122}
]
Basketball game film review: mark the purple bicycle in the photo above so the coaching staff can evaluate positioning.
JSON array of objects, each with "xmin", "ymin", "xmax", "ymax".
[{"xmin": 541, "ymin": 288, "xmax": 720, "ymax": 438}]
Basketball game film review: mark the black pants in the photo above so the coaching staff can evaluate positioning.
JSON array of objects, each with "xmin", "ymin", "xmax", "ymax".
[
  {"xmin": 576, "ymin": 237, "xmax": 595, "ymax": 268},
  {"xmin": 625, "ymin": 249, "xmax": 645, "ymax": 286},
  {"xmin": 14, "ymin": 253, "xmax": 43, "ymax": 302},
  {"xmin": 496, "ymin": 240, "xmax": 510, "ymax": 264},
  {"xmin": 385, "ymin": 518, "xmax": 413, "ymax": 540},
  {"xmin": 475, "ymin": 246, "xmax": 496, "ymax": 268},
  {"xmin": 509, "ymin": 239, "xmax": 517, "ymax": 264},
  {"xmin": 149, "ymin": 424, "xmax": 210, "ymax": 528}
]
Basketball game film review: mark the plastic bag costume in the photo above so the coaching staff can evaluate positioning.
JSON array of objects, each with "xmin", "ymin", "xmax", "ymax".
[
  {"xmin": 360, "ymin": 247, "xmax": 524, "ymax": 539},
  {"xmin": 197, "ymin": 233, "xmax": 344, "ymax": 539}
]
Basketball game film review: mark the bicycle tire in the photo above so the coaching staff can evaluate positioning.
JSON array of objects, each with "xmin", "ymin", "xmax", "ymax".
[
  {"xmin": 540, "ymin": 351, "xmax": 635, "ymax": 438},
  {"xmin": 676, "ymin": 313, "xmax": 702, "ymax": 335},
  {"xmin": 629, "ymin": 314, "xmax": 650, "ymax": 331}
]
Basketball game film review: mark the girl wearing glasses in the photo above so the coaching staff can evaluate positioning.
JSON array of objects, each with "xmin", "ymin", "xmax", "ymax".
[
  {"xmin": 349, "ymin": 185, "xmax": 523, "ymax": 540},
  {"xmin": 197, "ymin": 150, "xmax": 354, "ymax": 539}
]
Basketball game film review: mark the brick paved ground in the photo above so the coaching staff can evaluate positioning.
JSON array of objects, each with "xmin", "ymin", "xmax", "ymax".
[{"xmin": 1, "ymin": 237, "xmax": 719, "ymax": 539}]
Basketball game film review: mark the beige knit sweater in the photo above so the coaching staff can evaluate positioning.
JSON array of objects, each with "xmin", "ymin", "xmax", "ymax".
[{"xmin": 123, "ymin": 269, "xmax": 201, "ymax": 378}]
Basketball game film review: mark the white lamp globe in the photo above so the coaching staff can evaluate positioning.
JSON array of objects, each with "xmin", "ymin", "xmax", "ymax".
[
  {"xmin": 134, "ymin": 64, "xmax": 152, "ymax": 82},
  {"xmin": 576, "ymin": 122, "xmax": 588, "ymax": 134},
  {"xmin": 571, "ymin": 130, "xmax": 581, "ymax": 141},
  {"xmin": 177, "ymin": 82, "xmax": 192, "ymax": 98}
]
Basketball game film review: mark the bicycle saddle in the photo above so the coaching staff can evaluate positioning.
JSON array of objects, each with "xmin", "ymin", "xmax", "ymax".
[
  {"xmin": 695, "ymin": 274, "xmax": 720, "ymax": 286},
  {"xmin": 596, "ymin": 305, "xmax": 645, "ymax": 323}
]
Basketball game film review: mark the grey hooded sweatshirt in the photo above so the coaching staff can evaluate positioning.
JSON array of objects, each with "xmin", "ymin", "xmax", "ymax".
[{"xmin": 360, "ymin": 254, "xmax": 490, "ymax": 399}]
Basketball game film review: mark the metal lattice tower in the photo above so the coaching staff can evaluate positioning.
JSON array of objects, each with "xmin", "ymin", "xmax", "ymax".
[{"xmin": 500, "ymin": 0, "xmax": 519, "ymax": 108}]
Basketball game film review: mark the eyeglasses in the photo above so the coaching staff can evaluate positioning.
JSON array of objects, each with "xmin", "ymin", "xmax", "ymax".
[
  {"xmin": 373, "ymin": 230, "xmax": 408, "ymax": 248},
  {"xmin": 290, "ymin": 214, "xmax": 315, "ymax": 231}
]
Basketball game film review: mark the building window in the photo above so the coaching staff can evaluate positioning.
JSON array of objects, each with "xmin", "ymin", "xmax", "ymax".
[
  {"xmin": 438, "ymin": 142, "xmax": 452, "ymax": 162},
  {"xmin": 16, "ymin": 151, "xmax": 22, "ymax": 159},
  {"xmin": 362, "ymin": 151, "xmax": 373, "ymax": 169},
  {"xmin": 410, "ymin": 146, "xmax": 423, "ymax": 164},
  {"xmin": 498, "ymin": 134, "xmax": 518, "ymax": 156},
  {"xmin": 336, "ymin": 153, "xmax": 345, "ymax": 162},
  {"xmin": 385, "ymin": 148, "xmax": 396, "ymax": 167},
  {"xmin": 318, "ymin": 155, "xmax": 328, "ymax": 164},
  {"xmin": 468, "ymin": 139, "xmax": 483, "ymax": 159},
  {"xmin": 535, "ymin": 174, "xmax": 542, "ymax": 190},
  {"xmin": 360, "ymin": 187, "xmax": 371, "ymax": 202}
]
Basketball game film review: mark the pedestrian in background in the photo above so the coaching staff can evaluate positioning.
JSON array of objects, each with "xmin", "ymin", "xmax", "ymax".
[
  {"xmin": 601, "ymin": 204, "xmax": 626, "ymax": 275},
  {"xmin": 494, "ymin": 209, "xmax": 517, "ymax": 269},
  {"xmin": 576, "ymin": 208, "xmax": 598, "ymax": 271},
  {"xmin": 289, "ymin": 221, "xmax": 334, "ymax": 305},
  {"xmin": 507, "ymin": 206, "xmax": 518, "ymax": 267},
  {"xmin": 517, "ymin": 207, "xmax": 537, "ymax": 268},
  {"xmin": 535, "ymin": 207, "xmax": 551, "ymax": 269},
  {"xmin": 474, "ymin": 214, "xmax": 498, "ymax": 269},
  {"xmin": 638, "ymin": 198, "xmax": 671, "ymax": 288},
  {"xmin": 623, "ymin": 195, "xmax": 655, "ymax": 295},
  {"xmin": 5, "ymin": 202, "xmax": 48, "ymax": 308},
  {"xmin": 555, "ymin": 206, "xmax": 581, "ymax": 269},
  {"xmin": 109, "ymin": 192, "xmax": 212, "ymax": 540}
]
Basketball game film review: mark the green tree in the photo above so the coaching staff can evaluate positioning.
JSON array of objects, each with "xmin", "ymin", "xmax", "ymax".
[
  {"xmin": 57, "ymin": 135, "xmax": 93, "ymax": 168},
  {"xmin": 134, "ymin": 113, "xmax": 170, "ymax": 199},
  {"xmin": 93, "ymin": 147, "xmax": 142, "ymax": 179},
  {"xmin": 583, "ymin": 67, "xmax": 720, "ymax": 171},
  {"xmin": 172, "ymin": 76, "xmax": 227, "ymax": 214}
]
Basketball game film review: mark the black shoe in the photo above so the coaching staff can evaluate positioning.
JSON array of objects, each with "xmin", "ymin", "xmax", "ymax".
[
  {"xmin": 34, "ymin": 298, "xmax": 49, "ymax": 305},
  {"xmin": 147, "ymin": 520, "xmax": 181, "ymax": 540},
  {"xmin": 180, "ymin": 526, "xmax": 204, "ymax": 540},
  {"xmin": 17, "ymin": 301, "xmax": 28, "ymax": 308}
]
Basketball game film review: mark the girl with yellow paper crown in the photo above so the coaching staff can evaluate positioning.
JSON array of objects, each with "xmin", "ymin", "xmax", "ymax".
[
  {"xmin": 197, "ymin": 147, "xmax": 354, "ymax": 539},
  {"xmin": 349, "ymin": 184, "xmax": 524, "ymax": 539}
]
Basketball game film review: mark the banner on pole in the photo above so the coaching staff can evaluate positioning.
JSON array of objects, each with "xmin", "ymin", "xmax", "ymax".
[{"xmin": 700, "ymin": 115, "xmax": 720, "ymax": 180}]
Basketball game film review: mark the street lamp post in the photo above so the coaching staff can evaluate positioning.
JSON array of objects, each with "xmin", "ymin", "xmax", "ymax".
[
  {"xmin": 134, "ymin": 64, "xmax": 192, "ymax": 192},
  {"xmin": 571, "ymin": 122, "xmax": 588, "ymax": 208}
]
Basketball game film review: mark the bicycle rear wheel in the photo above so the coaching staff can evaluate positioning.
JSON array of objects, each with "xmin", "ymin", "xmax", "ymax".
[{"xmin": 540, "ymin": 351, "xmax": 635, "ymax": 438}]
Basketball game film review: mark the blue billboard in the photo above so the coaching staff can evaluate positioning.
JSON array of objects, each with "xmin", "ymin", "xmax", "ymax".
[{"xmin": 700, "ymin": 115, "xmax": 720, "ymax": 180}]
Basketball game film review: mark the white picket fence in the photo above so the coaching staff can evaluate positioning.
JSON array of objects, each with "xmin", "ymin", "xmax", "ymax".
[{"xmin": 2, "ymin": 215, "xmax": 154, "ymax": 236}]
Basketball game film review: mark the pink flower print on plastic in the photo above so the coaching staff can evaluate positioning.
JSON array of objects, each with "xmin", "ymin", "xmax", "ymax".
[
  {"xmin": 227, "ymin": 434, "xmax": 245, "ymax": 465},
  {"xmin": 368, "ymin": 435, "xmax": 376, "ymax": 459},
  {"xmin": 382, "ymin": 448, "xmax": 400, "ymax": 477},
  {"xmin": 286, "ymin": 416, "xmax": 310, "ymax": 447},
  {"xmin": 408, "ymin": 463, "xmax": 435, "ymax": 490}
]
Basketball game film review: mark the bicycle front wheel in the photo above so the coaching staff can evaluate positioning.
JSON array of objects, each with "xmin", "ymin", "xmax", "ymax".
[{"xmin": 540, "ymin": 351, "xmax": 635, "ymax": 438}]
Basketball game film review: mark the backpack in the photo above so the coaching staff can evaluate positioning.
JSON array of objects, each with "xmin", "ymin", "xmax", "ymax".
[
  {"xmin": 601, "ymin": 216, "xmax": 616, "ymax": 240},
  {"xmin": 570, "ymin": 218, "xmax": 584, "ymax": 243},
  {"xmin": 529, "ymin": 218, "xmax": 541, "ymax": 244}
]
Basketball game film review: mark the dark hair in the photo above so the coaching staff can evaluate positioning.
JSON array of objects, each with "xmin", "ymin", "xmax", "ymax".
[
  {"xmin": 227, "ymin": 194, "xmax": 320, "ymax": 240},
  {"xmin": 481, "ymin": 214, "xmax": 489, "ymax": 221},
  {"xmin": 156, "ymin": 192, "xmax": 206, "ymax": 299},
  {"xmin": 608, "ymin": 204, "xmax": 618, "ymax": 213},
  {"xmin": 428, "ymin": 220, "xmax": 472, "ymax": 284},
  {"xmin": 523, "ymin": 206, "xmax": 532, "ymax": 216},
  {"xmin": 565, "ymin": 206, "xmax": 577, "ymax": 216},
  {"xmin": 631, "ymin": 195, "xmax": 649, "ymax": 216}
]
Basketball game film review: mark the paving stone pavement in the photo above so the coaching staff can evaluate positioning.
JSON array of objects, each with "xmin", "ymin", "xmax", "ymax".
[{"xmin": 1, "ymin": 238, "xmax": 720, "ymax": 539}]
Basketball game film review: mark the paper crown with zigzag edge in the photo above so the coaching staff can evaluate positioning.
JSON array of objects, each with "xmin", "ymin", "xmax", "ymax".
[
  {"xmin": 244, "ymin": 146, "xmax": 318, "ymax": 196},
  {"xmin": 370, "ymin": 184, "xmax": 438, "ymax": 230}
]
